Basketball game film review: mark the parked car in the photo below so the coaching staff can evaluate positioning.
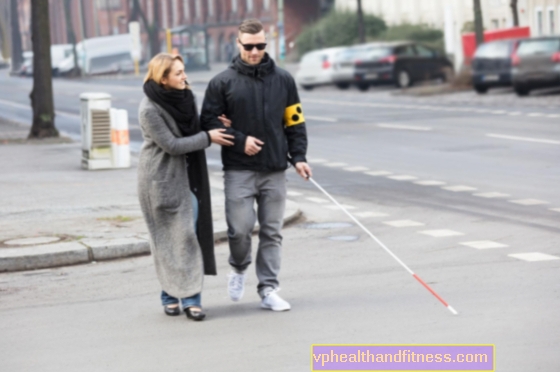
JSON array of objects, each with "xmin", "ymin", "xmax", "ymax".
[
  {"xmin": 471, "ymin": 39, "xmax": 521, "ymax": 94},
  {"xmin": 295, "ymin": 47, "xmax": 346, "ymax": 90},
  {"xmin": 17, "ymin": 51, "xmax": 34, "ymax": 76},
  {"xmin": 512, "ymin": 36, "xmax": 560, "ymax": 96},
  {"xmin": 15, "ymin": 45, "xmax": 74, "ymax": 77},
  {"xmin": 353, "ymin": 42, "xmax": 453, "ymax": 90},
  {"xmin": 331, "ymin": 43, "xmax": 383, "ymax": 90}
]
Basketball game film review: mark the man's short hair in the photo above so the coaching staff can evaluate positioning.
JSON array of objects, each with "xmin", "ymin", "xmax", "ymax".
[{"xmin": 239, "ymin": 19, "xmax": 264, "ymax": 35}]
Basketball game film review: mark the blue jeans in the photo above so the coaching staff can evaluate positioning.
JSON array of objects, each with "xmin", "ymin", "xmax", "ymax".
[{"xmin": 160, "ymin": 191, "xmax": 201, "ymax": 308}]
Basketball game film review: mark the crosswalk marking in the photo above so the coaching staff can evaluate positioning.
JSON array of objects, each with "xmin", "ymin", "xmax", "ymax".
[
  {"xmin": 387, "ymin": 175, "xmax": 418, "ymax": 181},
  {"xmin": 383, "ymin": 220, "xmax": 425, "ymax": 227},
  {"xmin": 460, "ymin": 241, "xmax": 509, "ymax": 249},
  {"xmin": 473, "ymin": 192, "xmax": 510, "ymax": 198},
  {"xmin": 414, "ymin": 180, "xmax": 446, "ymax": 186},
  {"xmin": 509, "ymin": 199, "xmax": 549, "ymax": 206},
  {"xmin": 365, "ymin": 171, "xmax": 393, "ymax": 176},
  {"xmin": 442, "ymin": 185, "xmax": 478, "ymax": 192},
  {"xmin": 508, "ymin": 253, "xmax": 560, "ymax": 262},
  {"xmin": 418, "ymin": 229, "xmax": 465, "ymax": 237}
]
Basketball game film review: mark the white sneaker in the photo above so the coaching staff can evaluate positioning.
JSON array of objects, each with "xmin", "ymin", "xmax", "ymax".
[
  {"xmin": 261, "ymin": 289, "xmax": 291, "ymax": 311},
  {"xmin": 227, "ymin": 271, "xmax": 246, "ymax": 302}
]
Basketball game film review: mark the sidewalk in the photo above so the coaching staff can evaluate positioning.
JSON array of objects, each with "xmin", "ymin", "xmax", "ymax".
[{"xmin": 0, "ymin": 120, "xmax": 301, "ymax": 272}]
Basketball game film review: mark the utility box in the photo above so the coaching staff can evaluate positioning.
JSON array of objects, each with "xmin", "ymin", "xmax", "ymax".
[{"xmin": 80, "ymin": 93, "xmax": 113, "ymax": 170}]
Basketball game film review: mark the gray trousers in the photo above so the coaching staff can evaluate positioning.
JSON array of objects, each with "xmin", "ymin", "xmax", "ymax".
[{"xmin": 224, "ymin": 170, "xmax": 287, "ymax": 298}]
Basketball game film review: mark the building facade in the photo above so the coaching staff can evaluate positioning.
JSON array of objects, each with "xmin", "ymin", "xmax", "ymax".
[{"xmin": 15, "ymin": 0, "xmax": 330, "ymax": 62}]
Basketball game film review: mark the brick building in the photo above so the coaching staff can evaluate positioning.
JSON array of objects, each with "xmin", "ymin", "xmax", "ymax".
[{"xmin": 16, "ymin": 0, "xmax": 333, "ymax": 62}]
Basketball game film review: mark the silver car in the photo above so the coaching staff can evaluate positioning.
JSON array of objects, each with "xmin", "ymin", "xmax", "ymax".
[{"xmin": 512, "ymin": 37, "xmax": 560, "ymax": 96}]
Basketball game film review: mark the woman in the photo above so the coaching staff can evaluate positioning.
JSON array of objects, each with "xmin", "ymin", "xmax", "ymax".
[{"xmin": 138, "ymin": 53, "xmax": 233, "ymax": 321}]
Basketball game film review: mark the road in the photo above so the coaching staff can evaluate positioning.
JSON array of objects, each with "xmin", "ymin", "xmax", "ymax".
[{"xmin": 1, "ymin": 69, "xmax": 559, "ymax": 371}]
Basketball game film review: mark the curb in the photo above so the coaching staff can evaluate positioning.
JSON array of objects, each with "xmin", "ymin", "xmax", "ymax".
[{"xmin": 0, "ymin": 200, "xmax": 302, "ymax": 273}]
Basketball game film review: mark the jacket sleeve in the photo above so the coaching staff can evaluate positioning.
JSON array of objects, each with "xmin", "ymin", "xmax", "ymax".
[
  {"xmin": 139, "ymin": 106, "xmax": 210, "ymax": 156},
  {"xmin": 284, "ymin": 77, "xmax": 308, "ymax": 165},
  {"xmin": 200, "ymin": 78, "xmax": 247, "ymax": 154}
]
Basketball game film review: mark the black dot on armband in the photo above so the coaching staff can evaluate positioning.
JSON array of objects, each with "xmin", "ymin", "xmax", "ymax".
[
  {"xmin": 292, "ymin": 114, "xmax": 300, "ymax": 122},
  {"xmin": 296, "ymin": 106, "xmax": 302, "ymax": 114}
]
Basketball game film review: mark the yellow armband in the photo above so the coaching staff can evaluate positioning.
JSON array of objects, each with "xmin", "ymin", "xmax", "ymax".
[{"xmin": 284, "ymin": 103, "xmax": 305, "ymax": 127}]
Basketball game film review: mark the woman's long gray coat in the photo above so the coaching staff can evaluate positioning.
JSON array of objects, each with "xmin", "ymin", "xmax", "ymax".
[{"xmin": 138, "ymin": 97, "xmax": 211, "ymax": 299}]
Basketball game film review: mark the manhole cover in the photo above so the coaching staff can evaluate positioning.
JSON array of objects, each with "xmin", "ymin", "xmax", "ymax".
[
  {"xmin": 304, "ymin": 222, "xmax": 354, "ymax": 230},
  {"xmin": 328, "ymin": 235, "xmax": 360, "ymax": 242},
  {"xmin": 4, "ymin": 237, "xmax": 61, "ymax": 246}
]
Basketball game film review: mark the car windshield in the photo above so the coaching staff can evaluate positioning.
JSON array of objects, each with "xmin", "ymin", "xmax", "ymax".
[
  {"xmin": 475, "ymin": 42, "xmax": 511, "ymax": 58},
  {"xmin": 517, "ymin": 39, "xmax": 560, "ymax": 56}
]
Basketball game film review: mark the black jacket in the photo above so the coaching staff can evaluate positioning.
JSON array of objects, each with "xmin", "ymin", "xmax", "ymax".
[{"xmin": 200, "ymin": 54, "xmax": 307, "ymax": 172}]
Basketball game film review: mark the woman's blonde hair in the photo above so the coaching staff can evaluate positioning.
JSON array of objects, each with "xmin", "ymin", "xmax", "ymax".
[{"xmin": 144, "ymin": 53, "xmax": 188, "ymax": 88}]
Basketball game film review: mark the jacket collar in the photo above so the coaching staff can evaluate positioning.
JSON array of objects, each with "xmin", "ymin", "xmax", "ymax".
[{"xmin": 230, "ymin": 53, "xmax": 275, "ymax": 78}]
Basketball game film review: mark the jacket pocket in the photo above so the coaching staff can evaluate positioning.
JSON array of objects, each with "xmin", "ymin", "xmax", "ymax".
[{"xmin": 149, "ymin": 181, "xmax": 181, "ymax": 211}]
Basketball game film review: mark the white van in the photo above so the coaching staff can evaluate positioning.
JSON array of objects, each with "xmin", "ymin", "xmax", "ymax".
[
  {"xmin": 295, "ymin": 47, "xmax": 346, "ymax": 90},
  {"xmin": 58, "ymin": 34, "xmax": 138, "ymax": 76}
]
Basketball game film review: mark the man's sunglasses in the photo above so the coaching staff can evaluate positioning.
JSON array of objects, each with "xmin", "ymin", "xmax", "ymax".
[{"xmin": 238, "ymin": 40, "xmax": 267, "ymax": 51}]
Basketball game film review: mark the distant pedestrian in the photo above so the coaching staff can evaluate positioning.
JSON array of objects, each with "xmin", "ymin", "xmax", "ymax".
[
  {"xmin": 225, "ymin": 41, "xmax": 234, "ymax": 62},
  {"xmin": 201, "ymin": 19, "xmax": 311, "ymax": 312},
  {"xmin": 138, "ymin": 53, "xmax": 234, "ymax": 321}
]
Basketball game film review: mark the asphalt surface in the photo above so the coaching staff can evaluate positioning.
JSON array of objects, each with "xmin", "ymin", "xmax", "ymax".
[{"xmin": 0, "ymin": 69, "xmax": 559, "ymax": 371}]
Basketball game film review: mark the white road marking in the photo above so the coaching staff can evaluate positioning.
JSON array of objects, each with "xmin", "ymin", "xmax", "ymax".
[
  {"xmin": 492, "ymin": 110, "xmax": 506, "ymax": 114},
  {"xmin": 414, "ymin": 180, "xmax": 447, "ymax": 186},
  {"xmin": 418, "ymin": 229, "xmax": 465, "ymax": 237},
  {"xmin": 287, "ymin": 191, "xmax": 303, "ymax": 197},
  {"xmin": 0, "ymin": 98, "xmax": 29, "ymax": 109},
  {"xmin": 546, "ymin": 114, "xmax": 560, "ymax": 118},
  {"xmin": 487, "ymin": 133, "xmax": 560, "ymax": 146},
  {"xmin": 364, "ymin": 171, "xmax": 393, "ymax": 176},
  {"xmin": 508, "ymin": 252, "xmax": 560, "ymax": 262},
  {"xmin": 55, "ymin": 110, "xmax": 81, "ymax": 119},
  {"xmin": 354, "ymin": 211, "xmax": 389, "ymax": 218},
  {"xmin": 383, "ymin": 220, "xmax": 425, "ymax": 227},
  {"xmin": 442, "ymin": 185, "xmax": 478, "ymax": 192},
  {"xmin": 509, "ymin": 199, "xmax": 549, "ymax": 206},
  {"xmin": 377, "ymin": 124, "xmax": 432, "ymax": 131},
  {"xmin": 306, "ymin": 197, "xmax": 330, "ymax": 204},
  {"xmin": 307, "ymin": 158, "xmax": 328, "ymax": 164},
  {"xmin": 550, "ymin": 208, "xmax": 560, "ymax": 213},
  {"xmin": 324, "ymin": 162, "xmax": 348, "ymax": 168},
  {"xmin": 473, "ymin": 192, "xmax": 510, "ymax": 198},
  {"xmin": 344, "ymin": 166, "xmax": 369, "ymax": 172},
  {"xmin": 528, "ymin": 113, "xmax": 545, "ymax": 117},
  {"xmin": 306, "ymin": 115, "xmax": 338, "ymax": 122},
  {"xmin": 325, "ymin": 204, "xmax": 357, "ymax": 210},
  {"xmin": 387, "ymin": 175, "xmax": 418, "ymax": 181},
  {"xmin": 508, "ymin": 112, "xmax": 522, "ymax": 116},
  {"xmin": 460, "ymin": 241, "xmax": 509, "ymax": 249}
]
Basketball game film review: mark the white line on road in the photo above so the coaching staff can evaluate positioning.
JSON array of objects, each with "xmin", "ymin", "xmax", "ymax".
[
  {"xmin": 306, "ymin": 116, "xmax": 338, "ymax": 122},
  {"xmin": 325, "ymin": 204, "xmax": 357, "ymax": 210},
  {"xmin": 473, "ymin": 192, "xmax": 510, "ymax": 198},
  {"xmin": 508, "ymin": 252, "xmax": 560, "ymax": 262},
  {"xmin": 387, "ymin": 175, "xmax": 418, "ymax": 181},
  {"xmin": 324, "ymin": 162, "xmax": 348, "ymax": 168},
  {"xmin": 306, "ymin": 197, "xmax": 330, "ymax": 204},
  {"xmin": 528, "ymin": 113, "xmax": 545, "ymax": 117},
  {"xmin": 287, "ymin": 191, "xmax": 303, "ymax": 197},
  {"xmin": 442, "ymin": 185, "xmax": 478, "ymax": 192},
  {"xmin": 0, "ymin": 98, "xmax": 29, "ymax": 110},
  {"xmin": 550, "ymin": 208, "xmax": 560, "ymax": 213},
  {"xmin": 383, "ymin": 220, "xmax": 425, "ymax": 227},
  {"xmin": 344, "ymin": 166, "xmax": 369, "ymax": 172},
  {"xmin": 307, "ymin": 158, "xmax": 328, "ymax": 164},
  {"xmin": 487, "ymin": 133, "xmax": 560, "ymax": 145},
  {"xmin": 418, "ymin": 229, "xmax": 465, "ymax": 237},
  {"xmin": 377, "ymin": 123, "xmax": 432, "ymax": 131},
  {"xmin": 460, "ymin": 241, "xmax": 509, "ymax": 249},
  {"xmin": 509, "ymin": 199, "xmax": 549, "ymax": 206},
  {"xmin": 414, "ymin": 180, "xmax": 446, "ymax": 186},
  {"xmin": 364, "ymin": 171, "xmax": 393, "ymax": 176}
]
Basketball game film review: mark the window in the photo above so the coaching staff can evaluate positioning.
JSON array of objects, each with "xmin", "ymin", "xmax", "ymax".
[
  {"xmin": 246, "ymin": 0, "xmax": 253, "ymax": 12},
  {"xmin": 396, "ymin": 45, "xmax": 416, "ymax": 57},
  {"xmin": 517, "ymin": 39, "xmax": 560, "ymax": 56},
  {"xmin": 415, "ymin": 45, "xmax": 435, "ymax": 58},
  {"xmin": 195, "ymin": 0, "xmax": 201, "ymax": 18},
  {"xmin": 474, "ymin": 41, "xmax": 510, "ymax": 58},
  {"xmin": 549, "ymin": 9, "xmax": 555, "ymax": 35},
  {"xmin": 208, "ymin": 0, "xmax": 214, "ymax": 16},
  {"xmin": 172, "ymin": 0, "xmax": 178, "ymax": 27},
  {"xmin": 232, "ymin": 0, "xmax": 237, "ymax": 13},
  {"xmin": 536, "ymin": 9, "xmax": 544, "ymax": 36},
  {"xmin": 162, "ymin": 0, "xmax": 168, "ymax": 28},
  {"xmin": 183, "ymin": 0, "xmax": 190, "ymax": 21},
  {"xmin": 491, "ymin": 19, "xmax": 499, "ymax": 29},
  {"xmin": 263, "ymin": 0, "xmax": 270, "ymax": 10}
]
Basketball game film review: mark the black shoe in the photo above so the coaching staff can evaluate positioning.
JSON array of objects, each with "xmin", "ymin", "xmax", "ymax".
[
  {"xmin": 164, "ymin": 304, "xmax": 181, "ymax": 316},
  {"xmin": 185, "ymin": 306, "xmax": 206, "ymax": 321}
]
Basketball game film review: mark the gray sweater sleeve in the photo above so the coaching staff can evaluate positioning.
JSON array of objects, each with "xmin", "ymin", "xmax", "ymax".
[{"xmin": 140, "ymin": 106, "xmax": 210, "ymax": 156}]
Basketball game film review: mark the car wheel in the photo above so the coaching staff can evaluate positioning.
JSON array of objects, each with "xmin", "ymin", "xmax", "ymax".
[
  {"xmin": 335, "ymin": 83, "xmax": 351, "ymax": 90},
  {"xmin": 474, "ymin": 85, "xmax": 488, "ymax": 94},
  {"xmin": 514, "ymin": 84, "xmax": 530, "ymax": 96},
  {"xmin": 357, "ymin": 83, "xmax": 370, "ymax": 92},
  {"xmin": 396, "ymin": 69, "xmax": 412, "ymax": 88},
  {"xmin": 302, "ymin": 85, "xmax": 314, "ymax": 91}
]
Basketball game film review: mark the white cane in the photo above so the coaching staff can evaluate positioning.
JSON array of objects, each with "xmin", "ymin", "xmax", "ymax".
[{"xmin": 307, "ymin": 177, "xmax": 458, "ymax": 315}]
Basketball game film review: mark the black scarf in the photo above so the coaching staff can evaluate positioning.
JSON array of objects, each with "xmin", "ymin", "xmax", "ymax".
[{"xmin": 143, "ymin": 79, "xmax": 199, "ymax": 136}]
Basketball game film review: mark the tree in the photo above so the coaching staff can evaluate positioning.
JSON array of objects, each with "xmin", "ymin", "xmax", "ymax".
[
  {"xmin": 130, "ymin": 0, "xmax": 160, "ymax": 58},
  {"xmin": 357, "ymin": 0, "xmax": 365, "ymax": 43},
  {"xmin": 10, "ymin": 0, "xmax": 23, "ymax": 73},
  {"xmin": 28, "ymin": 0, "xmax": 58, "ymax": 139},
  {"xmin": 510, "ymin": 0, "xmax": 519, "ymax": 27},
  {"xmin": 63, "ymin": 0, "xmax": 80, "ymax": 76},
  {"xmin": 473, "ymin": 0, "xmax": 484, "ymax": 46}
]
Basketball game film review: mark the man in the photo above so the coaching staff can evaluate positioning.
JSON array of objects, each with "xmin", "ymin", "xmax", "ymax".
[{"xmin": 201, "ymin": 19, "xmax": 311, "ymax": 312}]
